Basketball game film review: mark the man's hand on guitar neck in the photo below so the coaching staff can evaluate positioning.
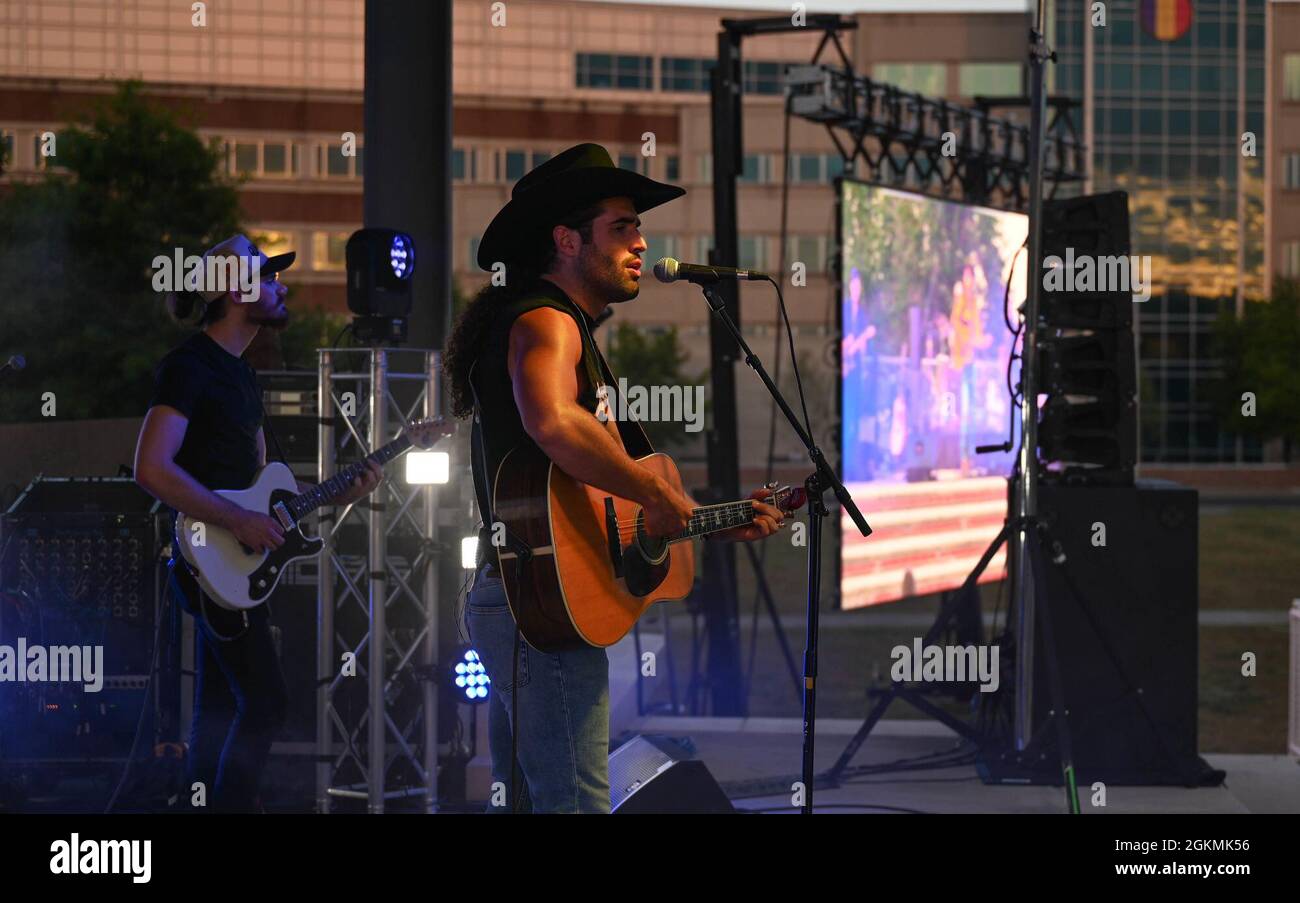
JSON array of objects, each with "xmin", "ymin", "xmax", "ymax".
[
  {"xmin": 702, "ymin": 487, "xmax": 786, "ymax": 544},
  {"xmin": 335, "ymin": 460, "xmax": 384, "ymax": 507}
]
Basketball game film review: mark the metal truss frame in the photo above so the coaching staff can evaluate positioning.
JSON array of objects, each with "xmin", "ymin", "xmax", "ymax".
[
  {"xmin": 784, "ymin": 22, "xmax": 1086, "ymax": 210},
  {"xmin": 314, "ymin": 347, "xmax": 443, "ymax": 814}
]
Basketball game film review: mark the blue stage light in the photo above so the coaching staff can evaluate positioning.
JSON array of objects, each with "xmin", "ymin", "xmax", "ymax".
[
  {"xmin": 453, "ymin": 648, "xmax": 490, "ymax": 704},
  {"xmin": 390, "ymin": 233, "xmax": 414, "ymax": 280}
]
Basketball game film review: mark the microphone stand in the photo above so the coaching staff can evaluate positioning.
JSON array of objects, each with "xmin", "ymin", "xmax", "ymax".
[{"xmin": 698, "ymin": 283, "xmax": 872, "ymax": 815}]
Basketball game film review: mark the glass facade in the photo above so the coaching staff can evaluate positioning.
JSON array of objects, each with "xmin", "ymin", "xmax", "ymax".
[{"xmin": 1052, "ymin": 0, "xmax": 1267, "ymax": 463}]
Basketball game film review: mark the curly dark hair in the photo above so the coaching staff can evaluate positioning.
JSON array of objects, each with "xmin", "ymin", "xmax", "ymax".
[{"xmin": 444, "ymin": 201, "xmax": 605, "ymax": 419}]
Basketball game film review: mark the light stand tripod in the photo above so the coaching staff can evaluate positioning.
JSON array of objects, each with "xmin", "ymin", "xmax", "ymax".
[{"xmin": 697, "ymin": 283, "xmax": 872, "ymax": 816}]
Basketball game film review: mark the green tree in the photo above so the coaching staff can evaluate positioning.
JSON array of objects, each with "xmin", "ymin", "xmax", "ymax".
[
  {"xmin": 0, "ymin": 81, "xmax": 241, "ymax": 422},
  {"xmin": 604, "ymin": 323, "xmax": 706, "ymax": 450},
  {"xmin": 1210, "ymin": 277, "xmax": 1300, "ymax": 461}
]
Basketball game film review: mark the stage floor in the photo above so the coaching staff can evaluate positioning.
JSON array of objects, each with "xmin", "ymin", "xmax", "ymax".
[{"xmin": 625, "ymin": 715, "xmax": 1300, "ymax": 815}]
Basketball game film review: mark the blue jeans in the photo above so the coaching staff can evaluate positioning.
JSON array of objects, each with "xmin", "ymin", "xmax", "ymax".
[
  {"xmin": 465, "ymin": 564, "xmax": 610, "ymax": 813},
  {"xmin": 168, "ymin": 559, "xmax": 288, "ymax": 813}
]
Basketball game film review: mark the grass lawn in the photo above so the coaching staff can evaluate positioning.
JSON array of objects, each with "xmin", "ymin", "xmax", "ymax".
[{"xmin": 649, "ymin": 505, "xmax": 1298, "ymax": 754}]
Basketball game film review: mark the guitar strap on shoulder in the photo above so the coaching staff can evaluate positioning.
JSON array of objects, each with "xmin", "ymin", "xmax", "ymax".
[
  {"xmin": 565, "ymin": 299, "xmax": 655, "ymax": 458},
  {"xmin": 467, "ymin": 360, "xmax": 535, "ymax": 580}
]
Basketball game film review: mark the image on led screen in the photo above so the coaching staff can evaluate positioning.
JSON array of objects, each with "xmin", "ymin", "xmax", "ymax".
[{"xmin": 839, "ymin": 182, "xmax": 1028, "ymax": 609}]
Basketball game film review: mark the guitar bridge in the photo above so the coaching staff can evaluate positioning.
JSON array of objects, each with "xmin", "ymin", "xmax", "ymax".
[{"xmin": 604, "ymin": 497, "xmax": 624, "ymax": 579}]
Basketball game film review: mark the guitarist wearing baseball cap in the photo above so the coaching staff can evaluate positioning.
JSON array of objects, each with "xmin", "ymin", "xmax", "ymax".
[
  {"xmin": 445, "ymin": 144, "xmax": 785, "ymax": 813},
  {"xmin": 134, "ymin": 234, "xmax": 382, "ymax": 812}
]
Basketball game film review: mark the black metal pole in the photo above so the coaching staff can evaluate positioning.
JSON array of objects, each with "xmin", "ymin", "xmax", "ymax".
[
  {"xmin": 1012, "ymin": 0, "xmax": 1052, "ymax": 751},
  {"xmin": 702, "ymin": 27, "xmax": 747, "ymax": 716},
  {"xmin": 699, "ymin": 285, "xmax": 871, "ymax": 815}
]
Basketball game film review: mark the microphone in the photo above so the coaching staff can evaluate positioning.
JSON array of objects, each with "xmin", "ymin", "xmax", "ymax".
[
  {"xmin": 653, "ymin": 257, "xmax": 768, "ymax": 285},
  {"xmin": 0, "ymin": 354, "xmax": 24, "ymax": 375}
]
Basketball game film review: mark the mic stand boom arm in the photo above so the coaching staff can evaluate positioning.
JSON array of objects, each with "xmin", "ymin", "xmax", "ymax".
[{"xmin": 699, "ymin": 284, "xmax": 871, "ymax": 815}]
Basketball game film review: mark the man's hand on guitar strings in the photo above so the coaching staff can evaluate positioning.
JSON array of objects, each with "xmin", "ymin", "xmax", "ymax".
[
  {"xmin": 711, "ymin": 487, "xmax": 785, "ymax": 544},
  {"xmin": 230, "ymin": 508, "xmax": 285, "ymax": 554}
]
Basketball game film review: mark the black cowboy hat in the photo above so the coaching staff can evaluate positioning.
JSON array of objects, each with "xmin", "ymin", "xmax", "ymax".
[{"xmin": 476, "ymin": 142, "xmax": 685, "ymax": 271}]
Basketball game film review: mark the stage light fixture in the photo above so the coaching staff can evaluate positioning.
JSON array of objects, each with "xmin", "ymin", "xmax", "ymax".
[
  {"xmin": 405, "ymin": 450, "xmax": 449, "ymax": 485},
  {"xmin": 453, "ymin": 648, "xmax": 491, "ymax": 703},
  {"xmin": 345, "ymin": 227, "xmax": 416, "ymax": 344}
]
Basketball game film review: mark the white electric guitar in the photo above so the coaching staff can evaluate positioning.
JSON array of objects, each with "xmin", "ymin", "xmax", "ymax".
[{"xmin": 175, "ymin": 416, "xmax": 455, "ymax": 611}]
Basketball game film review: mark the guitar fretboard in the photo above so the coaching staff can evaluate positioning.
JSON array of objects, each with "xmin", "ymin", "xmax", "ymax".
[
  {"xmin": 286, "ymin": 434, "xmax": 412, "ymax": 519},
  {"xmin": 666, "ymin": 489, "xmax": 791, "ymax": 544}
]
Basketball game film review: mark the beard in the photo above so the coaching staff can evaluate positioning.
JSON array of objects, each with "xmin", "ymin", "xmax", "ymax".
[
  {"xmin": 248, "ymin": 304, "xmax": 290, "ymax": 331},
  {"xmin": 579, "ymin": 244, "xmax": 640, "ymax": 304}
]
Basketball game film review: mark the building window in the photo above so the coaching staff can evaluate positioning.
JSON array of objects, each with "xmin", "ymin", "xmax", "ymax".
[
  {"xmin": 873, "ymin": 63, "xmax": 946, "ymax": 95},
  {"xmin": 958, "ymin": 62, "xmax": 1022, "ymax": 97},
  {"xmin": 666, "ymin": 155, "xmax": 680, "ymax": 181},
  {"xmin": 789, "ymin": 153, "xmax": 822, "ymax": 183},
  {"xmin": 224, "ymin": 140, "xmax": 301, "ymax": 178},
  {"xmin": 1285, "ymin": 154, "xmax": 1300, "ymax": 190},
  {"xmin": 0, "ymin": 130, "xmax": 13, "ymax": 170},
  {"xmin": 311, "ymin": 231, "xmax": 350, "ymax": 271},
  {"xmin": 505, "ymin": 149, "xmax": 528, "ymax": 181},
  {"xmin": 739, "ymin": 236, "xmax": 766, "ymax": 270},
  {"xmin": 576, "ymin": 53, "xmax": 653, "ymax": 90},
  {"xmin": 1283, "ymin": 242, "xmax": 1300, "ymax": 278},
  {"xmin": 695, "ymin": 235, "xmax": 712, "ymax": 263},
  {"xmin": 787, "ymin": 236, "xmax": 826, "ymax": 272},
  {"xmin": 618, "ymin": 153, "xmax": 650, "ymax": 176},
  {"xmin": 644, "ymin": 234, "xmax": 679, "ymax": 266},
  {"xmin": 319, "ymin": 142, "xmax": 357, "ymax": 179},
  {"xmin": 252, "ymin": 229, "xmax": 296, "ymax": 260},
  {"xmin": 699, "ymin": 153, "xmax": 713, "ymax": 184},
  {"xmin": 743, "ymin": 60, "xmax": 786, "ymax": 95},
  {"xmin": 661, "ymin": 57, "xmax": 714, "ymax": 92},
  {"xmin": 469, "ymin": 236, "xmax": 481, "ymax": 271},
  {"xmin": 234, "ymin": 142, "xmax": 258, "ymax": 175},
  {"xmin": 1286, "ymin": 54, "xmax": 1300, "ymax": 101},
  {"xmin": 263, "ymin": 142, "xmax": 289, "ymax": 175},
  {"xmin": 452, "ymin": 148, "xmax": 467, "ymax": 182},
  {"xmin": 741, "ymin": 153, "xmax": 773, "ymax": 184}
]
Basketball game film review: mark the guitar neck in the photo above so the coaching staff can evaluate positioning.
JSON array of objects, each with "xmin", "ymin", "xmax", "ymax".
[
  {"xmin": 668, "ymin": 498, "xmax": 769, "ymax": 544},
  {"xmin": 287, "ymin": 434, "xmax": 411, "ymax": 519}
]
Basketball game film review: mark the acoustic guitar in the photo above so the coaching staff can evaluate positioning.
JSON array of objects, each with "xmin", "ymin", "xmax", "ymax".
[{"xmin": 490, "ymin": 442, "xmax": 806, "ymax": 652}]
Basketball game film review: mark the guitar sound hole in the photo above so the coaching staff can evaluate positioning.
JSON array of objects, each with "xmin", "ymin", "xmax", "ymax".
[{"xmin": 634, "ymin": 514, "xmax": 668, "ymax": 564}]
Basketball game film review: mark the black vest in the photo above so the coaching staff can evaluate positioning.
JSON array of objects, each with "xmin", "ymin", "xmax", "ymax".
[{"xmin": 468, "ymin": 279, "xmax": 652, "ymax": 568}]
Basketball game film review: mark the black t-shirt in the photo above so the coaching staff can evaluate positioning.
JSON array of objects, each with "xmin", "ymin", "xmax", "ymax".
[{"xmin": 148, "ymin": 330, "xmax": 264, "ymax": 492}]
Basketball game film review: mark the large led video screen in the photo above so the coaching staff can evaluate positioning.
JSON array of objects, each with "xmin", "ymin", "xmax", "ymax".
[{"xmin": 839, "ymin": 182, "xmax": 1028, "ymax": 609}]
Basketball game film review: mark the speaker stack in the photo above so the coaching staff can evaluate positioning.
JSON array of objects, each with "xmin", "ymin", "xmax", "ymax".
[{"xmin": 1036, "ymin": 190, "xmax": 1138, "ymax": 487}]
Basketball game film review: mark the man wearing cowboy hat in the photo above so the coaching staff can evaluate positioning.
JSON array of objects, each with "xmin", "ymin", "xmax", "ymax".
[
  {"xmin": 134, "ymin": 233, "xmax": 382, "ymax": 812},
  {"xmin": 445, "ymin": 144, "xmax": 784, "ymax": 813}
]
